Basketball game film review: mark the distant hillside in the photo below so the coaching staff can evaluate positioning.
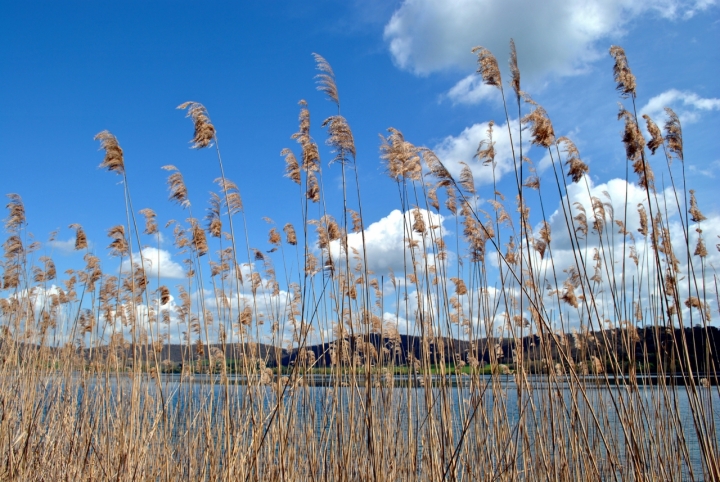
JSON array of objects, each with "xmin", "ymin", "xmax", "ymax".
[{"xmin": 3, "ymin": 326, "xmax": 719, "ymax": 374}]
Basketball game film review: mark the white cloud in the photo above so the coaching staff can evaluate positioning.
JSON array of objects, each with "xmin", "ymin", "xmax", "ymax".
[
  {"xmin": 640, "ymin": 89, "xmax": 720, "ymax": 125},
  {"xmin": 48, "ymin": 237, "xmax": 89, "ymax": 255},
  {"xmin": 384, "ymin": 0, "xmax": 715, "ymax": 78},
  {"xmin": 533, "ymin": 176, "xmax": 719, "ymax": 328},
  {"xmin": 121, "ymin": 247, "xmax": 185, "ymax": 279},
  {"xmin": 446, "ymin": 74, "xmax": 501, "ymax": 105},
  {"xmin": 330, "ymin": 209, "xmax": 447, "ymax": 274},
  {"xmin": 433, "ymin": 120, "xmax": 525, "ymax": 186}
]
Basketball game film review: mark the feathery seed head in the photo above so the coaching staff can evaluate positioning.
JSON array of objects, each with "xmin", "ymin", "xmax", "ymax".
[
  {"xmin": 158, "ymin": 285, "xmax": 171, "ymax": 306},
  {"xmin": 280, "ymin": 148, "xmax": 301, "ymax": 184},
  {"xmin": 694, "ymin": 235, "xmax": 707, "ymax": 258},
  {"xmin": 177, "ymin": 101, "xmax": 215, "ymax": 149},
  {"xmin": 450, "ymin": 277, "xmax": 468, "ymax": 296},
  {"xmin": 163, "ymin": 165, "xmax": 190, "ymax": 208},
  {"xmin": 664, "ymin": 107, "xmax": 683, "ymax": 162},
  {"xmin": 472, "ymin": 46, "xmax": 501, "ymax": 89},
  {"xmin": 380, "ymin": 128, "xmax": 421, "ymax": 181},
  {"xmin": 313, "ymin": 53, "xmax": 340, "ymax": 106},
  {"xmin": 619, "ymin": 107, "xmax": 653, "ymax": 190},
  {"xmin": 458, "ymin": 162, "xmax": 476, "ymax": 194},
  {"xmin": 69, "ymin": 223, "xmax": 88, "ymax": 250},
  {"xmin": 95, "ymin": 131, "xmax": 125, "ymax": 175},
  {"xmin": 558, "ymin": 137, "xmax": 588, "ymax": 183},
  {"xmin": 642, "ymin": 114, "xmax": 663, "ymax": 155},
  {"xmin": 618, "ymin": 108, "xmax": 644, "ymax": 161},
  {"xmin": 4, "ymin": 194, "xmax": 25, "ymax": 234},
  {"xmin": 283, "ymin": 223, "xmax": 297, "ymax": 245},
  {"xmin": 322, "ymin": 115, "xmax": 356, "ymax": 164},
  {"xmin": 509, "ymin": 39, "xmax": 521, "ymax": 96},
  {"xmin": 188, "ymin": 218, "xmax": 208, "ymax": 256},
  {"xmin": 689, "ymin": 190, "xmax": 706, "ymax": 223},
  {"xmin": 215, "ymin": 177, "xmax": 243, "ymax": 215},
  {"xmin": 107, "ymin": 225, "xmax": 129, "ymax": 257},
  {"xmin": 139, "ymin": 208, "xmax": 158, "ymax": 235},
  {"xmin": 521, "ymin": 97, "xmax": 554, "ymax": 148},
  {"xmin": 205, "ymin": 192, "xmax": 222, "ymax": 237},
  {"xmin": 609, "ymin": 45, "xmax": 636, "ymax": 98},
  {"xmin": 637, "ymin": 204, "xmax": 648, "ymax": 236},
  {"xmin": 412, "ymin": 208, "xmax": 426, "ymax": 234},
  {"xmin": 291, "ymin": 101, "xmax": 321, "ymax": 173},
  {"xmin": 268, "ymin": 227, "xmax": 281, "ymax": 246},
  {"xmin": 349, "ymin": 209, "xmax": 363, "ymax": 233},
  {"xmin": 306, "ymin": 171, "xmax": 320, "ymax": 202},
  {"xmin": 475, "ymin": 121, "xmax": 496, "ymax": 166}
]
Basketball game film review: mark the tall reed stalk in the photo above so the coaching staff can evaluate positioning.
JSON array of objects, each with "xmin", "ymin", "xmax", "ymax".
[{"xmin": 0, "ymin": 42, "xmax": 718, "ymax": 481}]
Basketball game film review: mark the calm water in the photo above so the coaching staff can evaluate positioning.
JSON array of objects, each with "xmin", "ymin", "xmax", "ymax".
[{"xmin": 68, "ymin": 373, "xmax": 720, "ymax": 480}]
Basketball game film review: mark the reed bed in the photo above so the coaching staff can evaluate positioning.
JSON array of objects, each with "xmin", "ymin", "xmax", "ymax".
[{"xmin": 0, "ymin": 43, "xmax": 718, "ymax": 481}]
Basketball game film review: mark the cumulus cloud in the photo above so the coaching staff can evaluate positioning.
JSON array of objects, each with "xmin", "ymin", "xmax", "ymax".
[
  {"xmin": 121, "ymin": 247, "xmax": 185, "ymax": 279},
  {"xmin": 330, "ymin": 209, "xmax": 448, "ymax": 275},
  {"xmin": 640, "ymin": 89, "xmax": 720, "ymax": 125},
  {"xmin": 384, "ymin": 0, "xmax": 715, "ymax": 81},
  {"xmin": 433, "ymin": 120, "xmax": 525, "ymax": 186},
  {"xmin": 534, "ymin": 176, "xmax": 718, "ymax": 327}
]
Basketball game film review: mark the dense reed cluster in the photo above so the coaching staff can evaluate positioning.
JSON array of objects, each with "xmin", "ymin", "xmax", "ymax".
[{"xmin": 0, "ymin": 42, "xmax": 718, "ymax": 481}]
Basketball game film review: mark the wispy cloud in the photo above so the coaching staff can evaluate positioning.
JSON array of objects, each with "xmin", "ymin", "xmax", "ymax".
[
  {"xmin": 445, "ymin": 75, "xmax": 501, "ymax": 106},
  {"xmin": 640, "ymin": 89, "xmax": 720, "ymax": 124},
  {"xmin": 48, "ymin": 237, "xmax": 82, "ymax": 255}
]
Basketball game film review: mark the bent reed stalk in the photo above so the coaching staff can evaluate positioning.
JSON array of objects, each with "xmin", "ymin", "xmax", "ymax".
[{"xmin": 0, "ymin": 42, "xmax": 718, "ymax": 481}]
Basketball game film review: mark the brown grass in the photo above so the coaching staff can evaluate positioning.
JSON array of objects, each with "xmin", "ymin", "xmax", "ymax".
[{"xmin": 0, "ymin": 42, "xmax": 717, "ymax": 482}]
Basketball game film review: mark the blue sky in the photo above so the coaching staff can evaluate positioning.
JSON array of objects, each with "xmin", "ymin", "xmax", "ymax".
[{"xmin": 1, "ymin": 1, "xmax": 719, "ymax": 343}]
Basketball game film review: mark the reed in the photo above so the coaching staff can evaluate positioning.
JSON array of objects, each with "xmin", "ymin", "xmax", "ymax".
[{"xmin": 0, "ymin": 41, "xmax": 718, "ymax": 481}]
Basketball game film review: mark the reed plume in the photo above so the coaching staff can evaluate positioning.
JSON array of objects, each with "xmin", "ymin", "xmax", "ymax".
[
  {"xmin": 609, "ymin": 45, "xmax": 636, "ymax": 98},
  {"xmin": 215, "ymin": 177, "xmax": 243, "ymax": 214},
  {"xmin": 522, "ymin": 96, "xmax": 554, "ymax": 148},
  {"xmin": 458, "ymin": 162, "xmax": 476, "ymax": 194},
  {"xmin": 94, "ymin": 130, "xmax": 125, "ymax": 175},
  {"xmin": 283, "ymin": 223, "xmax": 297, "ymax": 245},
  {"xmin": 158, "ymin": 285, "xmax": 170, "ymax": 305},
  {"xmin": 322, "ymin": 115, "xmax": 355, "ymax": 164},
  {"xmin": 292, "ymin": 101, "xmax": 321, "ymax": 173},
  {"xmin": 509, "ymin": 39, "xmax": 521, "ymax": 96},
  {"xmin": 4, "ymin": 194, "xmax": 25, "ymax": 232},
  {"xmin": 69, "ymin": 223, "xmax": 88, "ymax": 250},
  {"xmin": 558, "ymin": 136, "xmax": 588, "ymax": 183},
  {"xmin": 642, "ymin": 114, "xmax": 664, "ymax": 155},
  {"xmin": 475, "ymin": 121, "xmax": 496, "ymax": 166},
  {"xmin": 689, "ymin": 190, "xmax": 707, "ymax": 223},
  {"xmin": 107, "ymin": 225, "xmax": 129, "ymax": 257},
  {"xmin": 664, "ymin": 107, "xmax": 684, "ymax": 162},
  {"xmin": 177, "ymin": 101, "xmax": 216, "ymax": 149},
  {"xmin": 206, "ymin": 192, "xmax": 223, "ymax": 237},
  {"xmin": 471, "ymin": 46, "xmax": 501, "ymax": 88},
  {"xmin": 162, "ymin": 165, "xmax": 190, "ymax": 208},
  {"xmin": 189, "ymin": 218, "xmax": 209, "ymax": 256},
  {"xmin": 619, "ymin": 106, "xmax": 654, "ymax": 190},
  {"xmin": 313, "ymin": 53, "xmax": 339, "ymax": 106},
  {"xmin": 139, "ymin": 208, "xmax": 158, "ymax": 235},
  {"xmin": 380, "ymin": 128, "xmax": 421, "ymax": 181},
  {"xmin": 281, "ymin": 148, "xmax": 301, "ymax": 184}
]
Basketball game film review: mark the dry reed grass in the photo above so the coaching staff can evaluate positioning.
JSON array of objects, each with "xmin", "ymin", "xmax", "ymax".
[{"xmin": 0, "ymin": 41, "xmax": 718, "ymax": 482}]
